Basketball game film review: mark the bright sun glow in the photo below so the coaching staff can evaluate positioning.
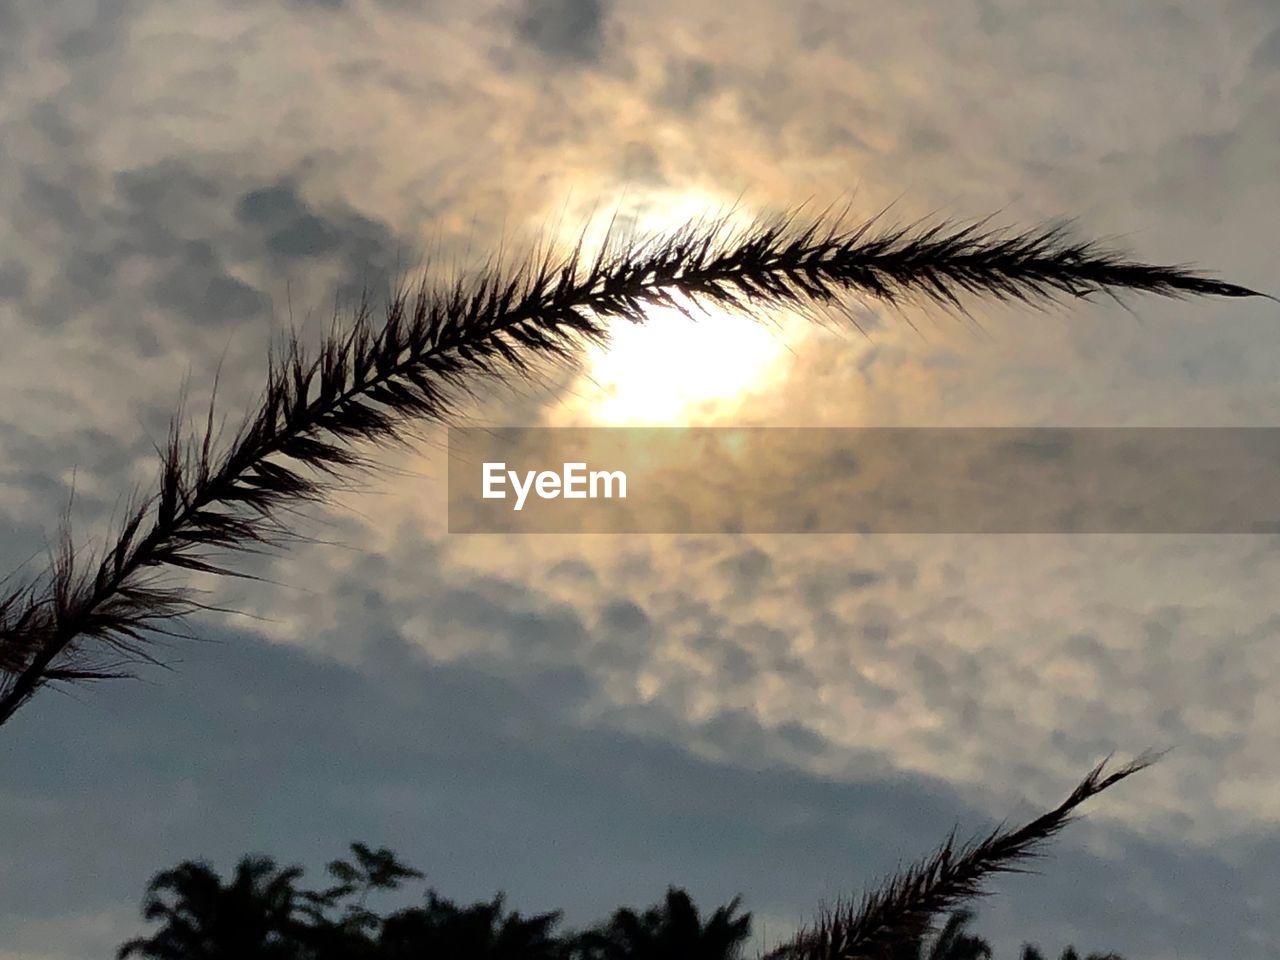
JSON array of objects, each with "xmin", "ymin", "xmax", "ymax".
[
  {"xmin": 549, "ymin": 189, "xmax": 802, "ymax": 426},
  {"xmin": 576, "ymin": 304, "xmax": 794, "ymax": 425}
]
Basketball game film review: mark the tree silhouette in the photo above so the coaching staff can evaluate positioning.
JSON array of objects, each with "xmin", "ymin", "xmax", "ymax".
[
  {"xmin": 117, "ymin": 846, "xmax": 751, "ymax": 959},
  {"xmin": 116, "ymin": 855, "xmax": 306, "ymax": 959},
  {"xmin": 891, "ymin": 909, "xmax": 992, "ymax": 960},
  {"xmin": 114, "ymin": 757, "xmax": 1144, "ymax": 960},
  {"xmin": 117, "ymin": 843, "xmax": 431, "ymax": 960},
  {"xmin": 117, "ymin": 842, "xmax": 1138, "ymax": 960},
  {"xmin": 1021, "ymin": 946, "xmax": 1124, "ymax": 960},
  {"xmin": 301, "ymin": 842, "xmax": 423, "ymax": 927},
  {"xmin": 296, "ymin": 843, "xmax": 423, "ymax": 959},
  {"xmin": 378, "ymin": 891, "xmax": 566, "ymax": 959},
  {"xmin": 573, "ymin": 886, "xmax": 752, "ymax": 960}
]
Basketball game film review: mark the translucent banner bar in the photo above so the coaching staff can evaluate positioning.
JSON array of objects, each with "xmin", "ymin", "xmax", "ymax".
[{"xmin": 447, "ymin": 427, "xmax": 1280, "ymax": 534}]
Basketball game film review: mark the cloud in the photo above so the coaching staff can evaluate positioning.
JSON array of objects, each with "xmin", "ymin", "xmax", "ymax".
[
  {"xmin": 657, "ymin": 57, "xmax": 718, "ymax": 113},
  {"xmin": 514, "ymin": 0, "xmax": 609, "ymax": 64},
  {"xmin": 0, "ymin": 260, "xmax": 28, "ymax": 300},
  {"xmin": 716, "ymin": 546, "xmax": 771, "ymax": 592},
  {"xmin": 1250, "ymin": 26, "xmax": 1280, "ymax": 71},
  {"xmin": 233, "ymin": 176, "xmax": 405, "ymax": 302},
  {"xmin": 12, "ymin": 156, "xmax": 254, "ymax": 339}
]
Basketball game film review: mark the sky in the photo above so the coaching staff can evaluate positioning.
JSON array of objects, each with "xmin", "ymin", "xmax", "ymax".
[{"xmin": 0, "ymin": 0, "xmax": 1278, "ymax": 957}]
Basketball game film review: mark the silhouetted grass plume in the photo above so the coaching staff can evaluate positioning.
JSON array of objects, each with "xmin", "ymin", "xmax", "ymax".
[
  {"xmin": 763, "ymin": 755, "xmax": 1155, "ymax": 960},
  {"xmin": 0, "ymin": 205, "xmax": 1265, "ymax": 724}
]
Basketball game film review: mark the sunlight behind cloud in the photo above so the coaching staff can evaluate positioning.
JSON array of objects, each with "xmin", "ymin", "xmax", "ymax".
[
  {"xmin": 564, "ymin": 304, "xmax": 798, "ymax": 425},
  {"xmin": 548, "ymin": 188, "xmax": 804, "ymax": 425}
]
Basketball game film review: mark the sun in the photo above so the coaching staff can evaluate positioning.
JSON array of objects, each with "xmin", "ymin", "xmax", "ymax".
[
  {"xmin": 547, "ymin": 188, "xmax": 803, "ymax": 426},
  {"xmin": 571, "ymin": 303, "xmax": 795, "ymax": 425}
]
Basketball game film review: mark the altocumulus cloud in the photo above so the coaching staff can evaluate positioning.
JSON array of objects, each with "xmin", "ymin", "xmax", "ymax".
[{"xmin": 515, "ymin": 0, "xmax": 611, "ymax": 64}]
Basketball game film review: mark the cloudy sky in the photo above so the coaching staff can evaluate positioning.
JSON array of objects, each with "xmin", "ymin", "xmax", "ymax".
[{"xmin": 1, "ymin": 0, "xmax": 1278, "ymax": 957}]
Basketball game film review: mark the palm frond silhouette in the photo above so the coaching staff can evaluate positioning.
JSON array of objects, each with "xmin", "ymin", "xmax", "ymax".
[
  {"xmin": 116, "ymin": 855, "xmax": 305, "ymax": 959},
  {"xmin": 889, "ymin": 908, "xmax": 991, "ymax": 960},
  {"xmin": 575, "ymin": 886, "xmax": 752, "ymax": 959},
  {"xmin": 0, "ymin": 206, "xmax": 1264, "ymax": 724}
]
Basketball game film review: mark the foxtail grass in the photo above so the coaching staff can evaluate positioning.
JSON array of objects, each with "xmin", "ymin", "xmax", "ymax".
[
  {"xmin": 764, "ymin": 754, "xmax": 1156, "ymax": 960},
  {"xmin": 0, "ymin": 207, "xmax": 1266, "ymax": 724}
]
